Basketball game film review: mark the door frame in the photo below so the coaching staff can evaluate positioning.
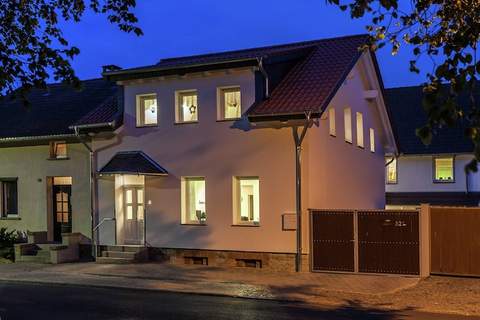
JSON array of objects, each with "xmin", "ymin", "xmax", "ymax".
[{"xmin": 122, "ymin": 184, "xmax": 145, "ymax": 245}]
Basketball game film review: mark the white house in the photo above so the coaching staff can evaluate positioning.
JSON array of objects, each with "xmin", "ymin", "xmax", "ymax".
[
  {"xmin": 385, "ymin": 85, "xmax": 480, "ymax": 208},
  {"xmin": 86, "ymin": 35, "xmax": 397, "ymax": 271}
]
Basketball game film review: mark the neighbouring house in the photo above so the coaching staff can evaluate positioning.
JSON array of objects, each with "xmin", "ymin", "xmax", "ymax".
[
  {"xmin": 94, "ymin": 34, "xmax": 397, "ymax": 271},
  {"xmin": 385, "ymin": 85, "xmax": 480, "ymax": 208},
  {"xmin": 0, "ymin": 79, "xmax": 121, "ymax": 259}
]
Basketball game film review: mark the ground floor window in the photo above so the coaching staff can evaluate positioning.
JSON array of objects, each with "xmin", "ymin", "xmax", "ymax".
[
  {"xmin": 433, "ymin": 157, "xmax": 454, "ymax": 183},
  {"xmin": 181, "ymin": 177, "xmax": 206, "ymax": 224},
  {"xmin": 1, "ymin": 179, "xmax": 18, "ymax": 217},
  {"xmin": 233, "ymin": 177, "xmax": 260, "ymax": 225}
]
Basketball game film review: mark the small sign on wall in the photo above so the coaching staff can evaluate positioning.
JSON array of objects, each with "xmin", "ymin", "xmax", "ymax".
[{"xmin": 282, "ymin": 213, "xmax": 297, "ymax": 231}]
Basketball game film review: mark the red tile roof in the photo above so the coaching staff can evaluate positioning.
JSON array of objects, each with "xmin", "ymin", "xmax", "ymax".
[{"xmin": 247, "ymin": 35, "xmax": 368, "ymax": 118}]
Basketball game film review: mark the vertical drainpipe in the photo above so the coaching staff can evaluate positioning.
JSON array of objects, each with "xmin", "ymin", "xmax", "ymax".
[{"xmin": 73, "ymin": 127, "xmax": 96, "ymax": 259}]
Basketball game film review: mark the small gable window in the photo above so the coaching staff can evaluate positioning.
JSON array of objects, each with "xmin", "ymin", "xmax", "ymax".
[
  {"xmin": 344, "ymin": 107, "xmax": 352, "ymax": 143},
  {"xmin": 50, "ymin": 141, "xmax": 68, "ymax": 159},
  {"xmin": 176, "ymin": 90, "xmax": 198, "ymax": 123},
  {"xmin": 136, "ymin": 94, "xmax": 158, "ymax": 127},
  {"xmin": 369, "ymin": 128, "xmax": 375, "ymax": 153},
  {"xmin": 328, "ymin": 108, "xmax": 336, "ymax": 136},
  {"xmin": 434, "ymin": 157, "xmax": 454, "ymax": 183},
  {"xmin": 386, "ymin": 157, "xmax": 397, "ymax": 184},
  {"xmin": 218, "ymin": 87, "xmax": 241, "ymax": 120},
  {"xmin": 356, "ymin": 112, "xmax": 364, "ymax": 148}
]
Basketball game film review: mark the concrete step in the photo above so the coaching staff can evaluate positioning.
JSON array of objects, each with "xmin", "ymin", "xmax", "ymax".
[
  {"xmin": 102, "ymin": 245, "xmax": 146, "ymax": 253},
  {"xmin": 16, "ymin": 255, "xmax": 50, "ymax": 263},
  {"xmin": 102, "ymin": 251, "xmax": 137, "ymax": 259},
  {"xmin": 95, "ymin": 257, "xmax": 135, "ymax": 264}
]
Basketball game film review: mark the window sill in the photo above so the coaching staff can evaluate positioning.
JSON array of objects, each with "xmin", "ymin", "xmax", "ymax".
[
  {"xmin": 174, "ymin": 121, "xmax": 199, "ymax": 125},
  {"xmin": 47, "ymin": 157, "xmax": 70, "ymax": 161},
  {"xmin": 433, "ymin": 180, "xmax": 455, "ymax": 184},
  {"xmin": 386, "ymin": 182, "xmax": 398, "ymax": 185},
  {"xmin": 357, "ymin": 145, "xmax": 365, "ymax": 149},
  {"xmin": 136, "ymin": 124, "xmax": 158, "ymax": 128},
  {"xmin": 345, "ymin": 140, "xmax": 353, "ymax": 144},
  {"xmin": 0, "ymin": 216, "xmax": 21, "ymax": 220},
  {"xmin": 231, "ymin": 223, "xmax": 260, "ymax": 227},
  {"xmin": 181, "ymin": 223, "xmax": 207, "ymax": 226},
  {"xmin": 216, "ymin": 118, "xmax": 241, "ymax": 122}
]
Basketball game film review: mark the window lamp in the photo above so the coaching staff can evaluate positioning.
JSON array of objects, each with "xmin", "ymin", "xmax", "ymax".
[
  {"xmin": 218, "ymin": 87, "xmax": 241, "ymax": 120},
  {"xmin": 181, "ymin": 177, "xmax": 206, "ymax": 224},
  {"xmin": 233, "ymin": 177, "xmax": 260, "ymax": 225},
  {"xmin": 136, "ymin": 94, "xmax": 158, "ymax": 126},
  {"xmin": 50, "ymin": 141, "xmax": 67, "ymax": 159},
  {"xmin": 434, "ymin": 157, "xmax": 454, "ymax": 183},
  {"xmin": 176, "ymin": 91, "xmax": 198, "ymax": 123}
]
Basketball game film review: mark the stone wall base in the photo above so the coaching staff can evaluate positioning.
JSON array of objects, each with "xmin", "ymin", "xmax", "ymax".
[{"xmin": 148, "ymin": 247, "xmax": 310, "ymax": 273}]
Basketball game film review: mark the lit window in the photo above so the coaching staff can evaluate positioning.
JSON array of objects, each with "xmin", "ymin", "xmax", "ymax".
[
  {"xmin": 176, "ymin": 91, "xmax": 198, "ymax": 123},
  {"xmin": 218, "ymin": 87, "xmax": 241, "ymax": 120},
  {"xmin": 136, "ymin": 94, "xmax": 158, "ymax": 126},
  {"xmin": 181, "ymin": 177, "xmax": 206, "ymax": 224},
  {"xmin": 233, "ymin": 177, "xmax": 260, "ymax": 225},
  {"xmin": 344, "ymin": 107, "xmax": 352, "ymax": 143},
  {"xmin": 328, "ymin": 108, "xmax": 336, "ymax": 136},
  {"xmin": 386, "ymin": 158, "xmax": 397, "ymax": 184},
  {"xmin": 369, "ymin": 128, "xmax": 375, "ymax": 153},
  {"xmin": 434, "ymin": 157, "xmax": 454, "ymax": 182},
  {"xmin": 50, "ymin": 141, "xmax": 67, "ymax": 159},
  {"xmin": 356, "ymin": 112, "xmax": 364, "ymax": 148},
  {"xmin": 0, "ymin": 179, "xmax": 17, "ymax": 217}
]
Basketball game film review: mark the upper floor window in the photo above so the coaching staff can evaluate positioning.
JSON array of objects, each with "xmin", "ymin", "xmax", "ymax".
[
  {"xmin": 356, "ymin": 112, "xmax": 364, "ymax": 148},
  {"xmin": 1, "ymin": 179, "xmax": 18, "ymax": 217},
  {"xmin": 386, "ymin": 157, "xmax": 397, "ymax": 184},
  {"xmin": 136, "ymin": 94, "xmax": 158, "ymax": 127},
  {"xmin": 218, "ymin": 87, "xmax": 241, "ymax": 120},
  {"xmin": 369, "ymin": 128, "xmax": 375, "ymax": 153},
  {"xmin": 233, "ymin": 177, "xmax": 260, "ymax": 225},
  {"xmin": 328, "ymin": 108, "xmax": 336, "ymax": 136},
  {"xmin": 181, "ymin": 177, "xmax": 206, "ymax": 224},
  {"xmin": 434, "ymin": 157, "xmax": 454, "ymax": 183},
  {"xmin": 344, "ymin": 107, "xmax": 352, "ymax": 143},
  {"xmin": 50, "ymin": 141, "xmax": 67, "ymax": 159},
  {"xmin": 176, "ymin": 90, "xmax": 198, "ymax": 123}
]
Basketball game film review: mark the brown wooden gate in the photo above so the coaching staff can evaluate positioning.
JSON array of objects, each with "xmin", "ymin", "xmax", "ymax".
[
  {"xmin": 431, "ymin": 207, "xmax": 480, "ymax": 276},
  {"xmin": 310, "ymin": 210, "xmax": 354, "ymax": 272},
  {"xmin": 358, "ymin": 210, "xmax": 419, "ymax": 275}
]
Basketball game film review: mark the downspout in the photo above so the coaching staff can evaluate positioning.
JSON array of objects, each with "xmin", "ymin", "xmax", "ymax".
[
  {"xmin": 73, "ymin": 126, "xmax": 96, "ymax": 259},
  {"xmin": 292, "ymin": 111, "xmax": 313, "ymax": 272},
  {"xmin": 257, "ymin": 57, "xmax": 270, "ymax": 98}
]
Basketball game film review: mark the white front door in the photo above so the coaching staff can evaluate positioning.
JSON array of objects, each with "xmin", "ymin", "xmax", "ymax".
[{"xmin": 123, "ymin": 186, "xmax": 145, "ymax": 245}]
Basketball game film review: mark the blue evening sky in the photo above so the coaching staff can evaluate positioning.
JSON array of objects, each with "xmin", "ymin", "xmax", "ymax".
[{"xmin": 61, "ymin": 0, "xmax": 429, "ymax": 88}]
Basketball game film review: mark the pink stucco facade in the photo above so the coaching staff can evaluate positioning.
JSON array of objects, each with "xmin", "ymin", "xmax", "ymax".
[{"xmin": 95, "ymin": 53, "xmax": 394, "ymax": 255}]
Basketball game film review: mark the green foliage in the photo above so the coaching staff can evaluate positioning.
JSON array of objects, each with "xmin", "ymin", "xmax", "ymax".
[
  {"xmin": 0, "ymin": 0, "xmax": 142, "ymax": 102},
  {"xmin": 0, "ymin": 228, "xmax": 26, "ymax": 261},
  {"xmin": 327, "ymin": 0, "xmax": 480, "ymax": 171}
]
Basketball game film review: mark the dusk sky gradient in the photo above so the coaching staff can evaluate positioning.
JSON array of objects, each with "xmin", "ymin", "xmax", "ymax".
[{"xmin": 61, "ymin": 0, "xmax": 431, "ymax": 88}]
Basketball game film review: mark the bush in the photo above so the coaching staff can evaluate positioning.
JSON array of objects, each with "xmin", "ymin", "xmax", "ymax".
[{"xmin": 0, "ymin": 228, "xmax": 27, "ymax": 261}]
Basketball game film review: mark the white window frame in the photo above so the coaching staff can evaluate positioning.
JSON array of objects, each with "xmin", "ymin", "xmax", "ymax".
[
  {"xmin": 232, "ymin": 176, "xmax": 260, "ymax": 226},
  {"xmin": 328, "ymin": 108, "xmax": 336, "ymax": 136},
  {"xmin": 217, "ymin": 86, "xmax": 242, "ymax": 121},
  {"xmin": 433, "ymin": 156, "xmax": 455, "ymax": 183},
  {"xmin": 49, "ymin": 141, "xmax": 68, "ymax": 159},
  {"xmin": 356, "ymin": 112, "xmax": 364, "ymax": 148},
  {"xmin": 175, "ymin": 90, "xmax": 199, "ymax": 124},
  {"xmin": 0, "ymin": 179, "xmax": 18, "ymax": 218},
  {"xmin": 386, "ymin": 157, "xmax": 398, "ymax": 184},
  {"xmin": 181, "ymin": 177, "xmax": 206, "ymax": 224},
  {"xmin": 136, "ymin": 93, "xmax": 158, "ymax": 127},
  {"xmin": 344, "ymin": 107, "xmax": 352, "ymax": 143},
  {"xmin": 369, "ymin": 128, "xmax": 375, "ymax": 153}
]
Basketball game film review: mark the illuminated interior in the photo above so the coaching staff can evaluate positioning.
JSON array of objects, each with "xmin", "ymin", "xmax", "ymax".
[
  {"xmin": 182, "ymin": 177, "xmax": 206, "ymax": 223},
  {"xmin": 434, "ymin": 157, "xmax": 454, "ymax": 182}
]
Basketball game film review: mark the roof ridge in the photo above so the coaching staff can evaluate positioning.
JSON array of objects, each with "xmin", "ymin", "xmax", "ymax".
[{"xmin": 158, "ymin": 34, "xmax": 368, "ymax": 64}]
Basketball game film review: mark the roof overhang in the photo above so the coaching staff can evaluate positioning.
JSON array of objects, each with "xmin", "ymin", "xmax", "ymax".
[{"xmin": 98, "ymin": 151, "xmax": 168, "ymax": 176}]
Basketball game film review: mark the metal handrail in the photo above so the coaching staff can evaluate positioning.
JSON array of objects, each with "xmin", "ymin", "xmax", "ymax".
[{"xmin": 93, "ymin": 217, "xmax": 116, "ymax": 232}]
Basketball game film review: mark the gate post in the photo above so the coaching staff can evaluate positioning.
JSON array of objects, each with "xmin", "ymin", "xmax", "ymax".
[
  {"xmin": 353, "ymin": 210, "xmax": 359, "ymax": 273},
  {"xmin": 419, "ymin": 204, "xmax": 431, "ymax": 278}
]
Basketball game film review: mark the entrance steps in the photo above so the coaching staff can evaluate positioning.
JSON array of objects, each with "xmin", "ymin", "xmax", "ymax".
[{"xmin": 96, "ymin": 246, "xmax": 149, "ymax": 264}]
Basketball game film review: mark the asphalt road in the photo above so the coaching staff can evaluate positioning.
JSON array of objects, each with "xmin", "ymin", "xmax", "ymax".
[{"xmin": 0, "ymin": 282, "xmax": 477, "ymax": 320}]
